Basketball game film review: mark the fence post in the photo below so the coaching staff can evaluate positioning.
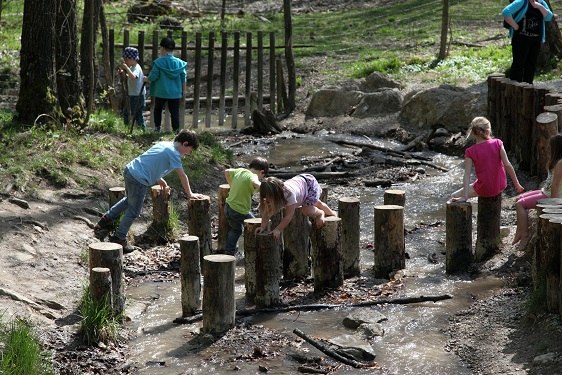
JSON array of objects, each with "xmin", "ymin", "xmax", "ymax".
[
  {"xmin": 257, "ymin": 31, "xmax": 264, "ymax": 111},
  {"xmin": 205, "ymin": 32, "xmax": 215, "ymax": 128},
  {"xmin": 193, "ymin": 32, "xmax": 202, "ymax": 128},
  {"xmin": 269, "ymin": 32, "xmax": 276, "ymax": 114},
  {"xmin": 245, "ymin": 32, "xmax": 252, "ymax": 126},
  {"xmin": 138, "ymin": 31, "xmax": 145, "ymax": 68},
  {"xmin": 219, "ymin": 31, "xmax": 228, "ymax": 127},
  {"xmin": 232, "ymin": 31, "xmax": 240, "ymax": 129},
  {"xmin": 109, "ymin": 29, "xmax": 115, "ymax": 75}
]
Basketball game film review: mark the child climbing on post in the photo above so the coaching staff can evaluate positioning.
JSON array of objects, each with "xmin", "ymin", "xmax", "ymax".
[
  {"xmin": 512, "ymin": 134, "xmax": 562, "ymax": 248},
  {"xmin": 223, "ymin": 157, "xmax": 269, "ymax": 255},
  {"xmin": 257, "ymin": 174, "xmax": 337, "ymax": 239},
  {"xmin": 449, "ymin": 116, "xmax": 524, "ymax": 203}
]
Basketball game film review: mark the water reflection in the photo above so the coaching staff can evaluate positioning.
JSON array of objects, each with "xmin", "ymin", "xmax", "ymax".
[{"xmin": 127, "ymin": 133, "xmax": 505, "ymax": 374}]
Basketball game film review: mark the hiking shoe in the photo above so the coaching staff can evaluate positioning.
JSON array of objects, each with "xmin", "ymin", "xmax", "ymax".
[
  {"xmin": 108, "ymin": 235, "xmax": 136, "ymax": 254},
  {"xmin": 93, "ymin": 215, "xmax": 114, "ymax": 241}
]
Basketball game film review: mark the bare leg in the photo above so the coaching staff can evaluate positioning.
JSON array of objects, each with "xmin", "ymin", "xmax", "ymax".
[
  {"xmin": 315, "ymin": 201, "xmax": 337, "ymax": 217},
  {"xmin": 512, "ymin": 202, "xmax": 529, "ymax": 246},
  {"xmin": 302, "ymin": 205, "xmax": 326, "ymax": 228}
]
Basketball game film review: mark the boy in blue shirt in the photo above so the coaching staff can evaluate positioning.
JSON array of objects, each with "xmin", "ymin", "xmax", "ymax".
[
  {"xmin": 223, "ymin": 157, "xmax": 269, "ymax": 255},
  {"xmin": 94, "ymin": 129, "xmax": 205, "ymax": 253}
]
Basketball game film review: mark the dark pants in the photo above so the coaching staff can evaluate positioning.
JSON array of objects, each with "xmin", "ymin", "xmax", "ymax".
[
  {"xmin": 509, "ymin": 33, "xmax": 541, "ymax": 84},
  {"xmin": 225, "ymin": 203, "xmax": 254, "ymax": 255},
  {"xmin": 124, "ymin": 95, "xmax": 145, "ymax": 128},
  {"xmin": 153, "ymin": 97, "xmax": 180, "ymax": 132}
]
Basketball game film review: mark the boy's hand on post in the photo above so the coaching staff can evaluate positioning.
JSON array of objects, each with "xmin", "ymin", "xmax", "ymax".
[
  {"xmin": 188, "ymin": 193, "xmax": 206, "ymax": 200},
  {"xmin": 271, "ymin": 228, "xmax": 281, "ymax": 239}
]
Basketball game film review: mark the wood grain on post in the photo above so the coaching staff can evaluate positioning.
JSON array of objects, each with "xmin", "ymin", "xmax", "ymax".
[
  {"xmin": 187, "ymin": 195, "xmax": 212, "ymax": 263},
  {"xmin": 474, "ymin": 195, "xmax": 501, "ymax": 262},
  {"xmin": 487, "ymin": 73, "xmax": 504, "ymax": 128},
  {"xmin": 90, "ymin": 267, "xmax": 112, "ymax": 308},
  {"xmin": 255, "ymin": 232, "xmax": 282, "ymax": 307},
  {"xmin": 311, "ymin": 216, "xmax": 343, "ymax": 292},
  {"xmin": 150, "ymin": 185, "xmax": 170, "ymax": 225},
  {"xmin": 319, "ymin": 184, "xmax": 329, "ymax": 203},
  {"xmin": 374, "ymin": 205, "xmax": 405, "ymax": 279},
  {"xmin": 445, "ymin": 202, "xmax": 473, "ymax": 274},
  {"xmin": 217, "ymin": 184, "xmax": 230, "ymax": 252},
  {"xmin": 517, "ymin": 83, "xmax": 532, "ymax": 171},
  {"xmin": 544, "ymin": 216, "xmax": 562, "ymax": 314},
  {"xmin": 89, "ymin": 242, "xmax": 124, "ymax": 315},
  {"xmin": 384, "ymin": 189, "xmax": 405, "ymax": 207},
  {"xmin": 202, "ymin": 254, "xmax": 236, "ymax": 334},
  {"xmin": 531, "ymin": 86, "xmax": 551, "ymax": 176},
  {"xmin": 243, "ymin": 218, "xmax": 262, "ymax": 302},
  {"xmin": 283, "ymin": 207, "xmax": 311, "ymax": 280},
  {"xmin": 338, "ymin": 197, "xmax": 360, "ymax": 277},
  {"xmin": 536, "ymin": 112, "xmax": 558, "ymax": 182},
  {"xmin": 108, "ymin": 187, "xmax": 125, "ymax": 207},
  {"xmin": 179, "ymin": 235, "xmax": 201, "ymax": 317},
  {"xmin": 543, "ymin": 104, "xmax": 562, "ymax": 132}
]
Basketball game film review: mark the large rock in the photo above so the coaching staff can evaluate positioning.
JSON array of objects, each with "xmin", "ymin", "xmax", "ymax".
[
  {"xmin": 351, "ymin": 89, "xmax": 402, "ymax": 118},
  {"xmin": 305, "ymin": 89, "xmax": 363, "ymax": 117},
  {"xmin": 359, "ymin": 72, "xmax": 403, "ymax": 92},
  {"xmin": 399, "ymin": 84, "xmax": 486, "ymax": 132}
]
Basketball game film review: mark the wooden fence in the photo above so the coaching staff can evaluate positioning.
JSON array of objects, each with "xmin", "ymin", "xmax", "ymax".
[
  {"xmin": 487, "ymin": 73, "xmax": 562, "ymax": 181},
  {"xmin": 109, "ymin": 29, "xmax": 291, "ymax": 130}
]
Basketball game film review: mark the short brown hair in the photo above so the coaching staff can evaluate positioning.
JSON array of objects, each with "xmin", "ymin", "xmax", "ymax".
[
  {"xmin": 248, "ymin": 157, "xmax": 269, "ymax": 175},
  {"xmin": 174, "ymin": 129, "xmax": 199, "ymax": 149}
]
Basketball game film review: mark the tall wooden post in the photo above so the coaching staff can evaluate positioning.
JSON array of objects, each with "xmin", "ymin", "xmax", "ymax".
[
  {"xmin": 374, "ymin": 205, "xmax": 405, "ymax": 279},
  {"xmin": 217, "ymin": 184, "xmax": 230, "ymax": 252},
  {"xmin": 192, "ymin": 32, "xmax": 202, "ymax": 128},
  {"xmin": 180, "ymin": 235, "xmax": 201, "ymax": 316},
  {"xmin": 338, "ymin": 197, "xmax": 360, "ymax": 277},
  {"xmin": 283, "ymin": 207, "xmax": 311, "ymax": 280},
  {"xmin": 446, "ymin": 202, "xmax": 472, "ymax": 274},
  {"xmin": 150, "ymin": 185, "xmax": 170, "ymax": 225},
  {"xmin": 245, "ymin": 32, "xmax": 253, "ymax": 126},
  {"xmin": 205, "ymin": 32, "xmax": 215, "ymax": 128},
  {"xmin": 255, "ymin": 232, "xmax": 282, "ymax": 307},
  {"xmin": 232, "ymin": 31, "xmax": 240, "ymax": 129},
  {"xmin": 475, "ymin": 195, "xmax": 501, "ymax": 262},
  {"xmin": 187, "ymin": 195, "xmax": 212, "ymax": 264},
  {"xmin": 243, "ymin": 218, "xmax": 262, "ymax": 303},
  {"xmin": 536, "ymin": 112, "xmax": 558, "ymax": 182},
  {"xmin": 219, "ymin": 31, "xmax": 228, "ymax": 127},
  {"xmin": 89, "ymin": 242, "xmax": 124, "ymax": 316},
  {"xmin": 202, "ymin": 254, "xmax": 236, "ymax": 334},
  {"xmin": 311, "ymin": 216, "xmax": 343, "ymax": 292}
]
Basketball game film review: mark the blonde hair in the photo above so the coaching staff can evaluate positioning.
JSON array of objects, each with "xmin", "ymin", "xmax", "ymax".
[
  {"xmin": 259, "ymin": 177, "xmax": 287, "ymax": 216},
  {"xmin": 468, "ymin": 116, "xmax": 492, "ymax": 140}
]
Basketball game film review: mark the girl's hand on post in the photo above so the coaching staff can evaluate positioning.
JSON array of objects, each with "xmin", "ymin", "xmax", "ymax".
[
  {"xmin": 188, "ymin": 193, "xmax": 206, "ymax": 200},
  {"xmin": 271, "ymin": 228, "xmax": 281, "ymax": 239}
]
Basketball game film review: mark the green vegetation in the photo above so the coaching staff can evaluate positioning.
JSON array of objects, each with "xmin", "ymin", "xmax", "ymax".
[
  {"xmin": 79, "ymin": 286, "xmax": 120, "ymax": 345},
  {"xmin": 0, "ymin": 316, "xmax": 53, "ymax": 375}
]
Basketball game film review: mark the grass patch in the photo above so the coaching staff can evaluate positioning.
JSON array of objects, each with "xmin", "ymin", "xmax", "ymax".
[
  {"xmin": 0, "ymin": 316, "xmax": 54, "ymax": 375},
  {"xmin": 79, "ymin": 286, "xmax": 120, "ymax": 346}
]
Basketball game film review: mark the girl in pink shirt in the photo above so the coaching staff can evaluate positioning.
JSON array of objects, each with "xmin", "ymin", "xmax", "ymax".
[
  {"xmin": 257, "ymin": 174, "xmax": 337, "ymax": 239},
  {"xmin": 449, "ymin": 117, "xmax": 524, "ymax": 203}
]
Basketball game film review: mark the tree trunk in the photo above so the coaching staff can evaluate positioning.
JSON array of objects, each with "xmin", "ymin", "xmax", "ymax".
[
  {"xmin": 80, "ymin": 0, "xmax": 98, "ymax": 118},
  {"xmin": 438, "ymin": 0, "xmax": 449, "ymax": 60},
  {"xmin": 17, "ymin": 0, "xmax": 60, "ymax": 125},
  {"xmin": 539, "ymin": 1, "xmax": 562, "ymax": 68},
  {"xmin": 283, "ymin": 0, "xmax": 296, "ymax": 111},
  {"xmin": 55, "ymin": 0, "xmax": 83, "ymax": 119},
  {"xmin": 99, "ymin": 1, "xmax": 118, "ymax": 113}
]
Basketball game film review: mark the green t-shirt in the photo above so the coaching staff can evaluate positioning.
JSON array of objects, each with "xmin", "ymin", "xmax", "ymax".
[{"xmin": 225, "ymin": 168, "xmax": 259, "ymax": 214}]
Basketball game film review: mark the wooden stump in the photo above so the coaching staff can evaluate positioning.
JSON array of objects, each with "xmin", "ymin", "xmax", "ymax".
[
  {"xmin": 89, "ymin": 242, "xmax": 124, "ymax": 315},
  {"xmin": 475, "ymin": 195, "xmax": 501, "ymax": 262},
  {"xmin": 338, "ymin": 197, "xmax": 360, "ymax": 278},
  {"xmin": 446, "ymin": 202, "xmax": 473, "ymax": 274},
  {"xmin": 311, "ymin": 216, "xmax": 343, "ymax": 292},
  {"xmin": 543, "ymin": 104, "xmax": 562, "ymax": 132},
  {"xmin": 217, "ymin": 184, "xmax": 230, "ymax": 252},
  {"xmin": 90, "ymin": 267, "xmax": 112, "ymax": 308},
  {"xmin": 540, "ymin": 215, "xmax": 562, "ymax": 313},
  {"xmin": 187, "ymin": 195, "xmax": 212, "ymax": 263},
  {"xmin": 243, "ymin": 218, "xmax": 262, "ymax": 303},
  {"xmin": 536, "ymin": 112, "xmax": 558, "ymax": 182},
  {"xmin": 255, "ymin": 232, "xmax": 282, "ymax": 307},
  {"xmin": 487, "ymin": 73, "xmax": 505, "ymax": 129},
  {"xmin": 373, "ymin": 205, "xmax": 405, "ymax": 279},
  {"xmin": 283, "ymin": 207, "xmax": 311, "ymax": 280},
  {"xmin": 179, "ymin": 235, "xmax": 201, "ymax": 316},
  {"xmin": 202, "ymin": 254, "xmax": 236, "ymax": 334},
  {"xmin": 319, "ymin": 184, "xmax": 329, "ymax": 203},
  {"xmin": 384, "ymin": 189, "xmax": 405, "ymax": 207},
  {"xmin": 150, "ymin": 185, "xmax": 170, "ymax": 225},
  {"xmin": 108, "ymin": 187, "xmax": 125, "ymax": 207}
]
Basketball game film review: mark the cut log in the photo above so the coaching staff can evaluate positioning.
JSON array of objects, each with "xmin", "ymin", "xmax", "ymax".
[
  {"xmin": 243, "ymin": 217, "xmax": 262, "ymax": 303},
  {"xmin": 179, "ymin": 235, "xmax": 201, "ymax": 316},
  {"xmin": 284, "ymin": 207, "xmax": 311, "ymax": 280},
  {"xmin": 311, "ymin": 216, "xmax": 343, "ymax": 292},
  {"xmin": 446, "ymin": 202, "xmax": 473, "ymax": 274},
  {"xmin": 202, "ymin": 254, "xmax": 236, "ymax": 334},
  {"xmin": 373, "ymin": 205, "xmax": 405, "ymax": 278},
  {"xmin": 108, "ymin": 186, "xmax": 125, "ymax": 207},
  {"xmin": 89, "ymin": 242, "xmax": 124, "ymax": 316},
  {"xmin": 187, "ymin": 195, "xmax": 212, "ymax": 264},
  {"xmin": 338, "ymin": 197, "xmax": 360, "ymax": 278},
  {"xmin": 255, "ymin": 232, "xmax": 282, "ymax": 307},
  {"xmin": 217, "ymin": 184, "xmax": 230, "ymax": 252},
  {"xmin": 475, "ymin": 195, "xmax": 501, "ymax": 262},
  {"xmin": 383, "ymin": 189, "xmax": 405, "ymax": 207},
  {"xmin": 89, "ymin": 267, "xmax": 112, "ymax": 308},
  {"xmin": 150, "ymin": 185, "xmax": 170, "ymax": 225}
]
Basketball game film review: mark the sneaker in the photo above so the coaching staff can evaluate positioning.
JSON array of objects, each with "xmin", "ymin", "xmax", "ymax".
[
  {"xmin": 108, "ymin": 235, "xmax": 136, "ymax": 254},
  {"xmin": 93, "ymin": 215, "xmax": 114, "ymax": 241}
]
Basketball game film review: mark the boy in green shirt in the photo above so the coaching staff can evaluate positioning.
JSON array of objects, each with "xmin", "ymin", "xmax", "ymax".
[{"xmin": 223, "ymin": 157, "xmax": 269, "ymax": 255}]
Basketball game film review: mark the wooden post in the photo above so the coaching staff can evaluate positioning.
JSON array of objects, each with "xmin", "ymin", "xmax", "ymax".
[
  {"xmin": 543, "ymin": 103, "xmax": 562, "ymax": 132},
  {"xmin": 217, "ymin": 184, "xmax": 230, "ymax": 253},
  {"xmin": 180, "ymin": 235, "xmax": 201, "ymax": 316},
  {"xmin": 255, "ymin": 232, "xmax": 282, "ymax": 307},
  {"xmin": 90, "ymin": 267, "xmax": 112, "ymax": 309},
  {"xmin": 243, "ymin": 218, "xmax": 262, "ymax": 302},
  {"xmin": 269, "ymin": 32, "xmax": 276, "ymax": 113},
  {"xmin": 311, "ymin": 216, "xmax": 343, "ymax": 292},
  {"xmin": 245, "ymin": 32, "xmax": 253, "ymax": 127},
  {"xmin": 532, "ymin": 86, "xmax": 550, "ymax": 175},
  {"xmin": 276, "ymin": 57, "xmax": 288, "ymax": 113},
  {"xmin": 338, "ymin": 197, "xmax": 360, "ymax": 278},
  {"xmin": 205, "ymin": 32, "xmax": 215, "ymax": 128},
  {"xmin": 283, "ymin": 0, "xmax": 296, "ymax": 111},
  {"xmin": 536, "ymin": 112, "xmax": 558, "ymax": 182},
  {"xmin": 187, "ymin": 195, "xmax": 212, "ymax": 264},
  {"xmin": 89, "ymin": 242, "xmax": 124, "ymax": 316},
  {"xmin": 137, "ymin": 30, "xmax": 145, "ymax": 71},
  {"xmin": 487, "ymin": 73, "xmax": 504, "ymax": 128},
  {"xmin": 446, "ymin": 202, "xmax": 473, "ymax": 274},
  {"xmin": 108, "ymin": 186, "xmax": 125, "ymax": 207},
  {"xmin": 109, "ymin": 29, "xmax": 115, "ymax": 78},
  {"xmin": 384, "ymin": 189, "xmax": 405, "ymax": 207},
  {"xmin": 150, "ymin": 185, "xmax": 170, "ymax": 226},
  {"xmin": 218, "ymin": 31, "xmax": 227, "ymax": 126},
  {"xmin": 319, "ymin": 184, "xmax": 329, "ymax": 203},
  {"xmin": 373, "ymin": 205, "xmax": 405, "ymax": 279},
  {"xmin": 283, "ymin": 207, "xmax": 311, "ymax": 280},
  {"xmin": 192, "ymin": 32, "xmax": 202, "ymax": 128},
  {"xmin": 475, "ymin": 194, "xmax": 501, "ymax": 262},
  {"xmin": 202, "ymin": 254, "xmax": 236, "ymax": 334},
  {"xmin": 232, "ymin": 31, "xmax": 240, "ymax": 129},
  {"xmin": 257, "ymin": 31, "xmax": 264, "ymax": 111},
  {"xmin": 542, "ymin": 216, "xmax": 562, "ymax": 314}
]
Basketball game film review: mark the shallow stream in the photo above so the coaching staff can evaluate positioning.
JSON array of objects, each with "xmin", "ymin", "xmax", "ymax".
[{"xmin": 125, "ymin": 132, "xmax": 508, "ymax": 374}]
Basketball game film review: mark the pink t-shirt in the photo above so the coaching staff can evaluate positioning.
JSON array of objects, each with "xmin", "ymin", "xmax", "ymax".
[
  {"xmin": 465, "ymin": 138, "xmax": 507, "ymax": 197},
  {"xmin": 283, "ymin": 175, "xmax": 308, "ymax": 206}
]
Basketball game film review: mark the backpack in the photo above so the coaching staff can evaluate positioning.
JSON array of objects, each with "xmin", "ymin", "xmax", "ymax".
[{"xmin": 503, "ymin": 0, "xmax": 525, "ymax": 29}]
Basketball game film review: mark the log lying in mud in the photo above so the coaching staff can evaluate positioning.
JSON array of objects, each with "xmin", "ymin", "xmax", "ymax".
[
  {"xmin": 172, "ymin": 294, "xmax": 452, "ymax": 325},
  {"xmin": 267, "ymin": 171, "xmax": 351, "ymax": 180}
]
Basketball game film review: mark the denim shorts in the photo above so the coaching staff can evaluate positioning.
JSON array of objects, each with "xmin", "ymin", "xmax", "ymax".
[{"xmin": 299, "ymin": 173, "xmax": 321, "ymax": 206}]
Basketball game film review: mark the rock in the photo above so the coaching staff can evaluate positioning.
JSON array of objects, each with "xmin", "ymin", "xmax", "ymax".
[
  {"xmin": 355, "ymin": 322, "xmax": 385, "ymax": 339},
  {"xmin": 342, "ymin": 308, "xmax": 387, "ymax": 329},
  {"xmin": 359, "ymin": 72, "xmax": 403, "ymax": 92},
  {"xmin": 532, "ymin": 352, "xmax": 558, "ymax": 365},
  {"xmin": 328, "ymin": 334, "xmax": 376, "ymax": 361},
  {"xmin": 350, "ymin": 89, "xmax": 403, "ymax": 118},
  {"xmin": 305, "ymin": 89, "xmax": 363, "ymax": 117}
]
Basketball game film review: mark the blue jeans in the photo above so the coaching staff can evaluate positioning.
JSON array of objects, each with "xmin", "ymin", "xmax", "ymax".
[
  {"xmin": 106, "ymin": 169, "xmax": 148, "ymax": 240},
  {"xmin": 124, "ymin": 95, "xmax": 146, "ymax": 128},
  {"xmin": 225, "ymin": 203, "xmax": 254, "ymax": 255}
]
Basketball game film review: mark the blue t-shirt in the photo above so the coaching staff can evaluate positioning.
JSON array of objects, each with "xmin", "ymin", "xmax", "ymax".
[{"xmin": 126, "ymin": 142, "xmax": 182, "ymax": 186}]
